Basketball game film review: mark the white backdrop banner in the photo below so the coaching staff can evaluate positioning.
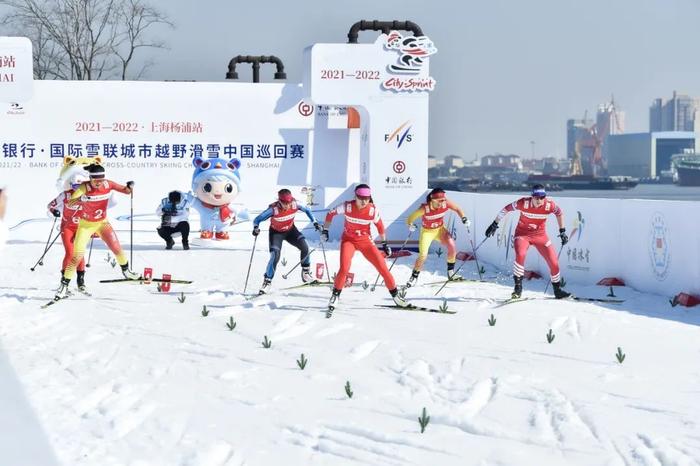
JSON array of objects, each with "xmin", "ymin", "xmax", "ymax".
[{"xmin": 445, "ymin": 192, "xmax": 700, "ymax": 297}]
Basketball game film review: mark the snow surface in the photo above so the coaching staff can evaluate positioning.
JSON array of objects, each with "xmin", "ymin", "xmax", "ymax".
[{"xmin": 2, "ymin": 219, "xmax": 700, "ymax": 466}]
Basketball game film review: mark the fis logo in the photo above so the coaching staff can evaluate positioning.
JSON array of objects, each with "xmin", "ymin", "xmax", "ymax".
[
  {"xmin": 384, "ymin": 121, "xmax": 413, "ymax": 148},
  {"xmin": 570, "ymin": 211, "xmax": 585, "ymax": 241}
]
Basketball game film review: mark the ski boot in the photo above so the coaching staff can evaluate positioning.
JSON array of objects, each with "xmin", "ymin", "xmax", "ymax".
[
  {"xmin": 405, "ymin": 270, "xmax": 420, "ymax": 289},
  {"xmin": 182, "ymin": 239, "xmax": 190, "ymax": 250},
  {"xmin": 511, "ymin": 276, "xmax": 523, "ymax": 299},
  {"xmin": 259, "ymin": 277, "xmax": 272, "ymax": 295},
  {"xmin": 121, "ymin": 263, "xmax": 141, "ymax": 280},
  {"xmin": 200, "ymin": 230, "xmax": 213, "ymax": 239},
  {"xmin": 54, "ymin": 277, "xmax": 71, "ymax": 300},
  {"xmin": 76, "ymin": 270, "xmax": 87, "ymax": 293},
  {"xmin": 215, "ymin": 231, "xmax": 229, "ymax": 240},
  {"xmin": 301, "ymin": 266, "xmax": 314, "ymax": 284},
  {"xmin": 389, "ymin": 288, "xmax": 409, "ymax": 308},
  {"xmin": 447, "ymin": 262, "xmax": 463, "ymax": 281},
  {"xmin": 326, "ymin": 288, "xmax": 341, "ymax": 318},
  {"xmin": 552, "ymin": 281, "xmax": 571, "ymax": 299},
  {"xmin": 165, "ymin": 237, "xmax": 175, "ymax": 250}
]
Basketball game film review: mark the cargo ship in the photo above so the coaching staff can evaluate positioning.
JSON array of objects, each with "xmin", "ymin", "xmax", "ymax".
[
  {"xmin": 526, "ymin": 174, "xmax": 638, "ymax": 190},
  {"xmin": 676, "ymin": 160, "xmax": 700, "ymax": 186}
]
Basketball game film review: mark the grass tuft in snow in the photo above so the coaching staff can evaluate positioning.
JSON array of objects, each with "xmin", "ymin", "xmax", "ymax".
[
  {"xmin": 439, "ymin": 299, "xmax": 449, "ymax": 313},
  {"xmin": 344, "ymin": 381, "xmax": 353, "ymax": 399},
  {"xmin": 546, "ymin": 329, "xmax": 555, "ymax": 344},
  {"xmin": 488, "ymin": 314, "xmax": 497, "ymax": 326},
  {"xmin": 435, "ymin": 247, "xmax": 443, "ymax": 257},
  {"xmin": 201, "ymin": 305, "xmax": 209, "ymax": 317},
  {"xmin": 418, "ymin": 407, "xmax": 430, "ymax": 433},
  {"xmin": 226, "ymin": 317, "xmax": 236, "ymax": 331},
  {"xmin": 616, "ymin": 347, "xmax": 626, "ymax": 363},
  {"xmin": 479, "ymin": 265, "xmax": 486, "ymax": 275},
  {"xmin": 177, "ymin": 292, "xmax": 186, "ymax": 303},
  {"xmin": 361, "ymin": 280, "xmax": 369, "ymax": 290},
  {"xmin": 110, "ymin": 258, "xmax": 117, "ymax": 268},
  {"xmin": 281, "ymin": 257, "xmax": 287, "ymax": 266},
  {"xmin": 296, "ymin": 353, "xmax": 307, "ymax": 370},
  {"xmin": 262, "ymin": 336, "xmax": 272, "ymax": 348}
]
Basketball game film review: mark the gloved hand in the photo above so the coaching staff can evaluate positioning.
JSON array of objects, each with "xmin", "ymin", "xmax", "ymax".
[
  {"xmin": 320, "ymin": 229, "xmax": 329, "ymax": 242},
  {"xmin": 382, "ymin": 241, "xmax": 392, "ymax": 257},
  {"xmin": 313, "ymin": 222, "xmax": 322, "ymax": 231},
  {"xmin": 462, "ymin": 216, "xmax": 471, "ymax": 229},
  {"xmin": 252, "ymin": 226, "xmax": 260, "ymax": 236},
  {"xmin": 51, "ymin": 209, "xmax": 61, "ymax": 218},
  {"xmin": 407, "ymin": 223, "xmax": 417, "ymax": 233},
  {"xmin": 126, "ymin": 181, "xmax": 135, "ymax": 190},
  {"xmin": 485, "ymin": 220, "xmax": 499, "ymax": 238},
  {"xmin": 559, "ymin": 228, "xmax": 568, "ymax": 246}
]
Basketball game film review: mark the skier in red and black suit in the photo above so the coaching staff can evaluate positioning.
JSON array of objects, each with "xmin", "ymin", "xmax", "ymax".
[
  {"xmin": 321, "ymin": 184, "xmax": 407, "ymax": 317},
  {"xmin": 485, "ymin": 184, "xmax": 570, "ymax": 299},
  {"xmin": 252, "ymin": 188, "xmax": 322, "ymax": 294},
  {"xmin": 47, "ymin": 179, "xmax": 88, "ymax": 290}
]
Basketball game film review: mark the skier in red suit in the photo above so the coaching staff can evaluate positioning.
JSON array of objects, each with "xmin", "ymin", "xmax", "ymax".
[
  {"xmin": 321, "ymin": 184, "xmax": 407, "ymax": 317},
  {"xmin": 485, "ymin": 184, "xmax": 570, "ymax": 299}
]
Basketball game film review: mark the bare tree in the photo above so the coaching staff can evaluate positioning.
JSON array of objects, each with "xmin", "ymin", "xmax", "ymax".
[{"xmin": 0, "ymin": 0, "xmax": 173, "ymax": 80}]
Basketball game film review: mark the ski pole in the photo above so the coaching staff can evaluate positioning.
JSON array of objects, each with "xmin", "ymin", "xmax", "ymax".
[
  {"xmin": 370, "ymin": 229, "xmax": 414, "ymax": 291},
  {"xmin": 129, "ymin": 189, "xmax": 134, "ymax": 266},
  {"xmin": 38, "ymin": 216, "xmax": 58, "ymax": 266},
  {"xmin": 318, "ymin": 236, "xmax": 331, "ymax": 284},
  {"xmin": 281, "ymin": 248, "xmax": 316, "ymax": 279},
  {"xmin": 434, "ymin": 236, "xmax": 488, "ymax": 296},
  {"xmin": 543, "ymin": 244, "xmax": 565, "ymax": 295},
  {"xmin": 86, "ymin": 236, "xmax": 95, "ymax": 268},
  {"xmin": 470, "ymin": 237, "xmax": 484, "ymax": 281},
  {"xmin": 242, "ymin": 235, "xmax": 258, "ymax": 295},
  {"xmin": 30, "ymin": 230, "xmax": 61, "ymax": 271}
]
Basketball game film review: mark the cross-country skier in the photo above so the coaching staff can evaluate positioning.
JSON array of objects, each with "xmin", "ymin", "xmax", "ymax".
[
  {"xmin": 54, "ymin": 164, "xmax": 140, "ymax": 299},
  {"xmin": 252, "ymin": 188, "xmax": 321, "ymax": 294},
  {"xmin": 47, "ymin": 170, "xmax": 90, "ymax": 291},
  {"xmin": 321, "ymin": 184, "xmax": 407, "ymax": 315},
  {"xmin": 404, "ymin": 188, "xmax": 470, "ymax": 288},
  {"xmin": 484, "ymin": 184, "xmax": 570, "ymax": 299}
]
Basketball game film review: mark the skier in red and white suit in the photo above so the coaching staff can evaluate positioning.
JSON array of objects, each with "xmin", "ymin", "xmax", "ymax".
[
  {"xmin": 321, "ymin": 184, "xmax": 407, "ymax": 316},
  {"xmin": 47, "ymin": 183, "xmax": 88, "ymax": 289},
  {"xmin": 485, "ymin": 184, "xmax": 570, "ymax": 299}
]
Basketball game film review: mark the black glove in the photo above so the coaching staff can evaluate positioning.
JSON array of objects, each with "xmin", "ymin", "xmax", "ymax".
[
  {"xmin": 559, "ymin": 228, "xmax": 568, "ymax": 246},
  {"xmin": 252, "ymin": 226, "xmax": 260, "ymax": 237},
  {"xmin": 320, "ymin": 229, "xmax": 329, "ymax": 242},
  {"xmin": 382, "ymin": 241, "xmax": 392, "ymax": 257},
  {"xmin": 51, "ymin": 209, "xmax": 61, "ymax": 218},
  {"xmin": 313, "ymin": 222, "xmax": 322, "ymax": 231},
  {"xmin": 485, "ymin": 220, "xmax": 499, "ymax": 238}
]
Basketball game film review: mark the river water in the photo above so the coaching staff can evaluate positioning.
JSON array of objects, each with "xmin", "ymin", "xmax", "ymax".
[{"xmin": 502, "ymin": 184, "xmax": 700, "ymax": 201}]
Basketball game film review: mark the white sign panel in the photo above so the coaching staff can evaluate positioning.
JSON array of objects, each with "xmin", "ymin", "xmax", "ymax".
[{"xmin": 0, "ymin": 36, "xmax": 33, "ymax": 103}]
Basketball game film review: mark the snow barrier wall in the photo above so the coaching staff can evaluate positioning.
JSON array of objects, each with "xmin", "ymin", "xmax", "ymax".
[{"xmin": 445, "ymin": 191, "xmax": 700, "ymax": 298}]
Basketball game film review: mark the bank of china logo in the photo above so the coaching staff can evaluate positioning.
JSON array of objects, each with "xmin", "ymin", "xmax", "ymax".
[
  {"xmin": 570, "ymin": 211, "xmax": 585, "ymax": 241},
  {"xmin": 385, "ymin": 121, "xmax": 413, "ymax": 148},
  {"xmin": 385, "ymin": 32, "xmax": 437, "ymax": 74},
  {"xmin": 649, "ymin": 212, "xmax": 670, "ymax": 281}
]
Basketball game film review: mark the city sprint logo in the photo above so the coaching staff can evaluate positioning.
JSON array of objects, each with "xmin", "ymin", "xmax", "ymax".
[{"xmin": 384, "ymin": 121, "xmax": 413, "ymax": 148}]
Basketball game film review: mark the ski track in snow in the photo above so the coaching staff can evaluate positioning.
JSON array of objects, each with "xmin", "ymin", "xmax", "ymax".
[{"xmin": 1, "ymin": 232, "xmax": 700, "ymax": 465}]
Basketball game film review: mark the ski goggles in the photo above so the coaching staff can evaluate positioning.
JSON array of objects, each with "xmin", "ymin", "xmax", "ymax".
[
  {"xmin": 278, "ymin": 192, "xmax": 294, "ymax": 203},
  {"xmin": 531, "ymin": 188, "xmax": 547, "ymax": 198},
  {"xmin": 89, "ymin": 173, "xmax": 105, "ymax": 179}
]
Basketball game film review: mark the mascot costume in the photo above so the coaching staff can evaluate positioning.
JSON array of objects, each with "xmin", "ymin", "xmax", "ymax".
[{"xmin": 189, "ymin": 156, "xmax": 243, "ymax": 240}]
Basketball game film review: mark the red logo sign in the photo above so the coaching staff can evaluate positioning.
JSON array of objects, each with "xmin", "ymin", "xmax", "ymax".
[
  {"xmin": 316, "ymin": 263, "xmax": 325, "ymax": 280},
  {"xmin": 160, "ymin": 274, "xmax": 172, "ymax": 292},
  {"xmin": 298, "ymin": 101, "xmax": 314, "ymax": 117},
  {"xmin": 393, "ymin": 160, "xmax": 406, "ymax": 174},
  {"xmin": 344, "ymin": 272, "xmax": 354, "ymax": 288}
]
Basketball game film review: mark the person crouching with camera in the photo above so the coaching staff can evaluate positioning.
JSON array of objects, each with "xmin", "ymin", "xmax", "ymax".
[{"xmin": 157, "ymin": 191, "xmax": 192, "ymax": 250}]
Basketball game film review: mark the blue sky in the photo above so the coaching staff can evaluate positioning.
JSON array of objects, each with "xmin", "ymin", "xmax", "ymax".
[{"xmin": 11, "ymin": 0, "xmax": 700, "ymax": 159}]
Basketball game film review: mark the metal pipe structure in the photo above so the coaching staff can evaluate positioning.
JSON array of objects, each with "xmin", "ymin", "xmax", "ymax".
[
  {"xmin": 226, "ymin": 55, "xmax": 287, "ymax": 82},
  {"xmin": 347, "ymin": 20, "xmax": 424, "ymax": 43}
]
